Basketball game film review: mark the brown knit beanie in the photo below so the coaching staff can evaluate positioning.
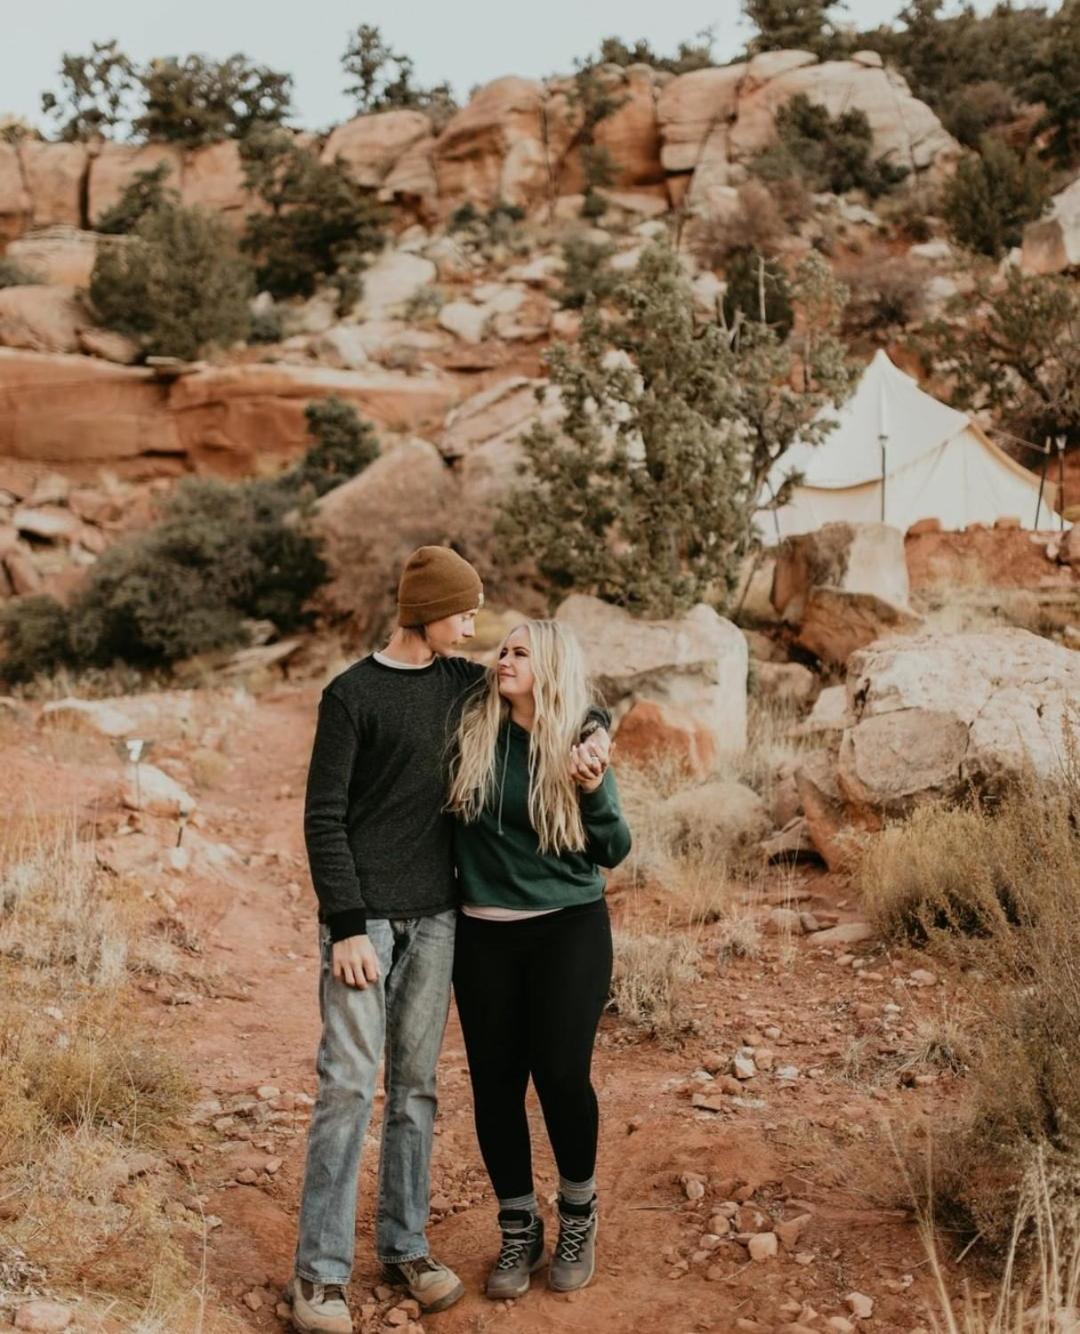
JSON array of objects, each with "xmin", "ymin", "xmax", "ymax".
[{"xmin": 397, "ymin": 546, "xmax": 483, "ymax": 626}]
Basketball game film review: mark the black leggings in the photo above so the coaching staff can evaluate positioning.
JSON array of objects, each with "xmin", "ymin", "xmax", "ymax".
[{"xmin": 452, "ymin": 898, "xmax": 613, "ymax": 1202}]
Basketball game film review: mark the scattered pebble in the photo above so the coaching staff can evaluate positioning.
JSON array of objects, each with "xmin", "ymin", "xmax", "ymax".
[
  {"xmin": 747, "ymin": 1232, "xmax": 779, "ymax": 1262},
  {"xmin": 846, "ymin": 1291, "xmax": 874, "ymax": 1318}
]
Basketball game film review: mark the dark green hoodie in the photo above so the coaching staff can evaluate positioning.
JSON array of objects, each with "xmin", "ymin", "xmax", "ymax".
[{"xmin": 453, "ymin": 719, "xmax": 632, "ymax": 911}]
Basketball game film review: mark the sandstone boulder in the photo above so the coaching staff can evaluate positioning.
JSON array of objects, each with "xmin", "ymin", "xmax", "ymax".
[
  {"xmin": 793, "ymin": 683, "xmax": 848, "ymax": 738},
  {"xmin": 19, "ymin": 140, "xmax": 86, "ymax": 227},
  {"xmin": 0, "ymin": 351, "xmax": 457, "ymax": 473},
  {"xmin": 167, "ymin": 363, "xmax": 457, "ymax": 471},
  {"xmin": 354, "ymin": 249, "xmax": 437, "ymax": 319},
  {"xmin": 729, "ymin": 58, "xmax": 956, "ymax": 180},
  {"xmin": 317, "ymin": 320, "xmax": 449, "ymax": 370},
  {"xmin": 438, "ymin": 300, "xmax": 490, "ymax": 344},
  {"xmin": 0, "ymin": 286, "xmax": 90, "ymax": 354},
  {"xmin": 311, "ymin": 438, "xmax": 456, "ymax": 631},
  {"xmin": 322, "ymin": 110, "xmax": 432, "ymax": 189},
  {"xmin": 772, "ymin": 522, "xmax": 911, "ymax": 623},
  {"xmin": 656, "ymin": 65, "xmax": 747, "ymax": 174},
  {"xmin": 614, "ymin": 697, "xmax": 717, "ymax": 780},
  {"xmin": 433, "ymin": 77, "xmax": 546, "ymax": 210},
  {"xmin": 837, "ymin": 628, "xmax": 1080, "ymax": 815},
  {"xmin": 796, "ymin": 587, "xmax": 922, "ymax": 665},
  {"xmin": 0, "ymin": 143, "xmax": 32, "ymax": 239},
  {"xmin": 381, "ymin": 134, "xmax": 439, "ymax": 204},
  {"xmin": 795, "ymin": 750, "xmax": 878, "ymax": 871},
  {"xmin": 180, "ymin": 140, "xmax": 251, "ymax": 223},
  {"xmin": 5, "ymin": 230, "xmax": 100, "ymax": 286},
  {"xmin": 556, "ymin": 594, "xmax": 748, "ymax": 757},
  {"xmin": 78, "ymin": 328, "xmax": 141, "ymax": 364},
  {"xmin": 1021, "ymin": 175, "xmax": 1080, "ymax": 276},
  {"xmin": 551, "ymin": 65, "xmax": 665, "ymax": 194},
  {"xmin": 0, "ymin": 350, "xmax": 176, "ymax": 464},
  {"xmin": 442, "ymin": 376, "xmax": 563, "ymax": 501}
]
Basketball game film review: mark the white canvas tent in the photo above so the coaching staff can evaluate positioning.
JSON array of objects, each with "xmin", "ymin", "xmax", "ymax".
[{"xmin": 758, "ymin": 349, "xmax": 1055, "ymax": 540}]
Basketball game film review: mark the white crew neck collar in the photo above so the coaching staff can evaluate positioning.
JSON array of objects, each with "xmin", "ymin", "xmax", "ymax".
[{"xmin": 373, "ymin": 650, "xmax": 435, "ymax": 671}]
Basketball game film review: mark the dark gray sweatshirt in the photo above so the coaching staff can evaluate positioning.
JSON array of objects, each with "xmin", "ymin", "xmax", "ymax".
[{"xmin": 304, "ymin": 653, "xmax": 485, "ymax": 941}]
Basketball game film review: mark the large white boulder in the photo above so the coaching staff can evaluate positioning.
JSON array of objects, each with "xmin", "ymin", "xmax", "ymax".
[
  {"xmin": 771, "ymin": 522, "xmax": 910, "ymax": 622},
  {"xmin": 1021, "ymin": 175, "xmax": 1080, "ymax": 275},
  {"xmin": 555, "ymin": 594, "xmax": 748, "ymax": 758},
  {"xmin": 838, "ymin": 628, "xmax": 1080, "ymax": 815},
  {"xmin": 354, "ymin": 250, "xmax": 437, "ymax": 320}
]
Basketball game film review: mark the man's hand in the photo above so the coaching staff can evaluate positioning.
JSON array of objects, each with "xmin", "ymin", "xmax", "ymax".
[{"xmin": 332, "ymin": 934, "xmax": 381, "ymax": 989}]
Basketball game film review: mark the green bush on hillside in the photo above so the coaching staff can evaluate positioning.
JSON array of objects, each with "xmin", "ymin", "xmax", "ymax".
[
  {"xmin": 89, "ymin": 202, "xmax": 252, "ymax": 359},
  {"xmin": 942, "ymin": 136, "xmax": 1048, "ymax": 258},
  {"xmin": 555, "ymin": 235, "xmax": 618, "ymax": 310},
  {"xmin": 0, "ymin": 399, "xmax": 381, "ymax": 682},
  {"xmin": 292, "ymin": 397, "xmax": 380, "ymax": 497},
  {"xmin": 754, "ymin": 93, "xmax": 909, "ymax": 198},
  {"xmin": 0, "ymin": 596, "xmax": 73, "ymax": 684},
  {"xmin": 95, "ymin": 162, "xmax": 177, "ymax": 235},
  {"xmin": 240, "ymin": 128, "xmax": 386, "ymax": 305}
]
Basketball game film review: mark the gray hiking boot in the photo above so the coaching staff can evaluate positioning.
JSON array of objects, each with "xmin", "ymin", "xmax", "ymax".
[
  {"xmin": 548, "ymin": 1200, "xmax": 598, "ymax": 1293},
  {"xmin": 287, "ymin": 1276, "xmax": 353, "ymax": 1334},
  {"xmin": 486, "ymin": 1212, "xmax": 546, "ymax": 1300},
  {"xmin": 382, "ymin": 1254, "xmax": 464, "ymax": 1314}
]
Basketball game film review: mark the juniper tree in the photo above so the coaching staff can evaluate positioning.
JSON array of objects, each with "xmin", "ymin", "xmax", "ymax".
[
  {"xmin": 919, "ymin": 268, "xmax": 1080, "ymax": 447},
  {"xmin": 498, "ymin": 242, "xmax": 851, "ymax": 615}
]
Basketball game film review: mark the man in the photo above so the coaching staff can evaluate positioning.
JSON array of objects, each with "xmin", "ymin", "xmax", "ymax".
[{"xmin": 288, "ymin": 546, "xmax": 486, "ymax": 1333}]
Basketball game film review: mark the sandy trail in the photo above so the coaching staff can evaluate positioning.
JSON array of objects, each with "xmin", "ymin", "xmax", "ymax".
[{"xmin": 157, "ymin": 682, "xmax": 946, "ymax": 1333}]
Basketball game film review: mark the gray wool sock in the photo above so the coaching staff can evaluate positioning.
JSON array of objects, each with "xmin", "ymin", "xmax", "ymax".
[
  {"xmin": 558, "ymin": 1176, "xmax": 596, "ymax": 1207},
  {"xmin": 498, "ymin": 1191, "xmax": 539, "ymax": 1217}
]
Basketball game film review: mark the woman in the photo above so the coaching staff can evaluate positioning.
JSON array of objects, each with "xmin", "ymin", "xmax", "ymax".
[{"xmin": 448, "ymin": 620, "xmax": 631, "ymax": 1301}]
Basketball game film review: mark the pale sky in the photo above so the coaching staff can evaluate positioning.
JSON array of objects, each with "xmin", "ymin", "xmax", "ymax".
[{"xmin": 4, "ymin": 0, "xmax": 978, "ymax": 135}]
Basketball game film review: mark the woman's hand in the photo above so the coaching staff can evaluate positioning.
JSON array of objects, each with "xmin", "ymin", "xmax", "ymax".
[{"xmin": 571, "ymin": 726, "xmax": 612, "ymax": 793}]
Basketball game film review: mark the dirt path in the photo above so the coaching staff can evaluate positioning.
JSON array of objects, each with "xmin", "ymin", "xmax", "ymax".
[{"xmin": 158, "ymin": 683, "xmax": 951, "ymax": 1334}]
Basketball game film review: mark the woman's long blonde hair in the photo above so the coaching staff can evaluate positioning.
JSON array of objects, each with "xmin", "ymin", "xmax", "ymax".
[{"xmin": 447, "ymin": 619, "xmax": 594, "ymax": 854}]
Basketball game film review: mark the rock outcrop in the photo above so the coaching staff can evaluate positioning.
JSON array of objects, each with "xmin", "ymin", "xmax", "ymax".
[
  {"xmin": 613, "ymin": 697, "xmax": 718, "ymax": 780},
  {"xmin": 0, "ymin": 286, "xmax": 91, "ymax": 354},
  {"xmin": 556, "ymin": 594, "xmax": 748, "ymax": 758},
  {"xmin": 0, "ymin": 351, "xmax": 458, "ymax": 474},
  {"xmin": 838, "ymin": 628, "xmax": 1080, "ymax": 813},
  {"xmin": 311, "ymin": 437, "xmax": 456, "ymax": 633},
  {"xmin": 772, "ymin": 522, "xmax": 911, "ymax": 622},
  {"xmin": 1022, "ymin": 174, "xmax": 1080, "ymax": 275},
  {"xmin": 772, "ymin": 522, "xmax": 919, "ymax": 665},
  {"xmin": 1, "ymin": 54, "xmax": 958, "ymax": 242},
  {"xmin": 660, "ymin": 51, "xmax": 957, "ymax": 219}
]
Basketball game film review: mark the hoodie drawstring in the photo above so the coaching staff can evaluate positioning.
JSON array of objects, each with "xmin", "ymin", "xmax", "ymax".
[{"xmin": 496, "ymin": 729, "xmax": 511, "ymax": 836}]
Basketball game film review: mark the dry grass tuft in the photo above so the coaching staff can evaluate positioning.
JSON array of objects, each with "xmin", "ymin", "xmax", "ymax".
[
  {"xmin": 0, "ymin": 815, "xmax": 215, "ymax": 1327},
  {"xmin": 858, "ymin": 757, "xmax": 1080, "ymax": 1254},
  {"xmin": 608, "ymin": 930, "xmax": 701, "ymax": 1045},
  {"xmin": 924, "ymin": 1153, "xmax": 1080, "ymax": 1333}
]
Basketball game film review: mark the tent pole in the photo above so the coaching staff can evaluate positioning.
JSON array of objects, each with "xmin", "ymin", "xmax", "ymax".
[
  {"xmin": 1057, "ymin": 436, "xmax": 1067, "ymax": 531},
  {"xmin": 1035, "ymin": 437, "xmax": 1050, "ymax": 529},
  {"xmin": 879, "ymin": 433, "xmax": 887, "ymax": 523}
]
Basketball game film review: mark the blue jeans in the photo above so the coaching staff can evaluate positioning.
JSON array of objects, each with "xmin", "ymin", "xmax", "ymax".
[{"xmin": 294, "ymin": 910, "xmax": 456, "ymax": 1282}]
